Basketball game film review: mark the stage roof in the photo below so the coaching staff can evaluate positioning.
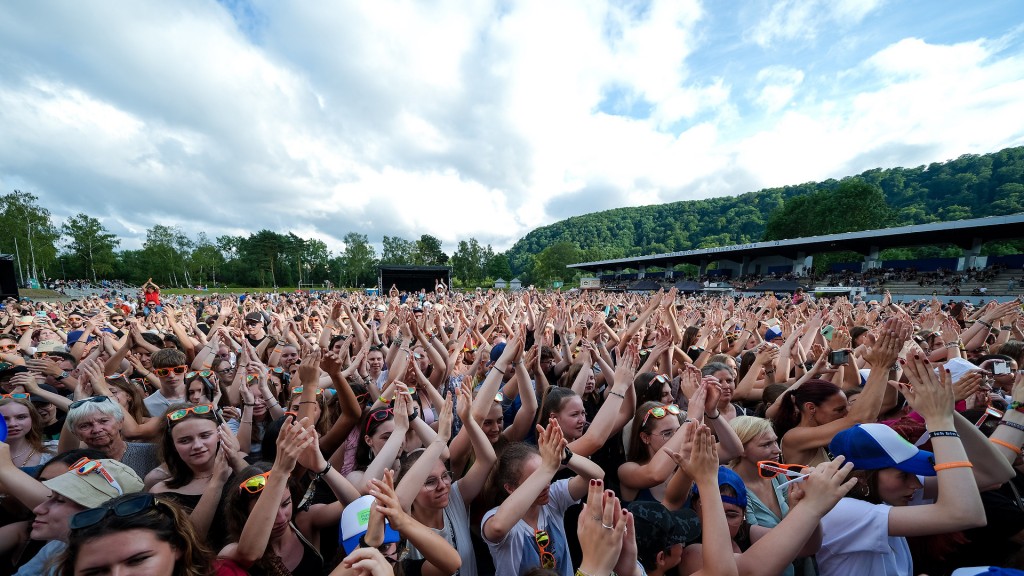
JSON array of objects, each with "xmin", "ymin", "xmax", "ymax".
[{"xmin": 568, "ymin": 213, "xmax": 1024, "ymax": 271}]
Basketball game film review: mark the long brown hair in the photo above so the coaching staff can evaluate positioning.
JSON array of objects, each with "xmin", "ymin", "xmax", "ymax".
[
  {"xmin": 159, "ymin": 403, "xmax": 220, "ymax": 489},
  {"xmin": 0, "ymin": 397, "xmax": 49, "ymax": 456}
]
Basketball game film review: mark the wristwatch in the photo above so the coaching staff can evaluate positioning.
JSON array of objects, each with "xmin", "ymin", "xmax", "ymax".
[
  {"xmin": 561, "ymin": 445, "xmax": 574, "ymax": 467},
  {"xmin": 55, "ymin": 371, "xmax": 69, "ymax": 381}
]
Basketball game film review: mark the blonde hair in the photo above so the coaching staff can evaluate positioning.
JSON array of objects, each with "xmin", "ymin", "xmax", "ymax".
[{"xmin": 728, "ymin": 415, "xmax": 775, "ymax": 468}]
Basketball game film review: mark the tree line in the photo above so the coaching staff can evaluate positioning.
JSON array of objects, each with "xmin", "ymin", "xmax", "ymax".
[
  {"xmin": 3, "ymin": 146, "xmax": 1023, "ymax": 289},
  {"xmin": 0, "ymin": 191, "xmax": 512, "ymax": 289}
]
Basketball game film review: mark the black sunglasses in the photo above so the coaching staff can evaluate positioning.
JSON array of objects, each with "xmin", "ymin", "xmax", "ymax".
[
  {"xmin": 70, "ymin": 493, "xmax": 169, "ymax": 530},
  {"xmin": 69, "ymin": 396, "xmax": 112, "ymax": 410}
]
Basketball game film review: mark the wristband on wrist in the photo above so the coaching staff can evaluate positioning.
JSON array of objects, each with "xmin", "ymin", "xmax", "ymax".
[
  {"xmin": 378, "ymin": 395, "xmax": 392, "ymax": 404},
  {"xmin": 561, "ymin": 446, "xmax": 574, "ymax": 467},
  {"xmin": 989, "ymin": 437, "xmax": 1022, "ymax": 454},
  {"xmin": 316, "ymin": 461, "xmax": 333, "ymax": 477},
  {"xmin": 933, "ymin": 461, "xmax": 973, "ymax": 471},
  {"xmin": 977, "ymin": 319, "xmax": 993, "ymax": 329},
  {"xmin": 706, "ymin": 411, "xmax": 721, "ymax": 420},
  {"xmin": 998, "ymin": 419, "xmax": 1024, "ymax": 432},
  {"xmin": 493, "ymin": 366, "xmax": 505, "ymax": 375},
  {"xmin": 928, "ymin": 430, "xmax": 959, "ymax": 438},
  {"xmin": 242, "ymin": 402, "xmax": 256, "ymax": 407},
  {"xmin": 609, "ymin": 391, "xmax": 625, "ymax": 399}
]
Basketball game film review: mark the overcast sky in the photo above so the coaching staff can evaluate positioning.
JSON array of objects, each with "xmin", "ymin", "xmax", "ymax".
[{"xmin": 1, "ymin": 1, "xmax": 1023, "ymax": 254}]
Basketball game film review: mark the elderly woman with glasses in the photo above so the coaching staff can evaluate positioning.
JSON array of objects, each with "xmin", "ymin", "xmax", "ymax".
[{"xmin": 56, "ymin": 395, "xmax": 159, "ymax": 479}]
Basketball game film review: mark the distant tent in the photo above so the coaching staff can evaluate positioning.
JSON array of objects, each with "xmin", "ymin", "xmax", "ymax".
[
  {"xmin": 749, "ymin": 280, "xmax": 806, "ymax": 293},
  {"xmin": 672, "ymin": 280, "xmax": 704, "ymax": 293},
  {"xmin": 629, "ymin": 279, "xmax": 663, "ymax": 292}
]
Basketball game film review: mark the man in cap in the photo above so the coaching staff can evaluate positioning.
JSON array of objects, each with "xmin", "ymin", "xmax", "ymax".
[{"xmin": 5, "ymin": 454, "xmax": 144, "ymax": 576}]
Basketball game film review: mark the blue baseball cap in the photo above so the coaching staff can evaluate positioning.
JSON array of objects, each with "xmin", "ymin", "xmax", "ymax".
[
  {"xmin": 489, "ymin": 342, "xmax": 506, "ymax": 364},
  {"xmin": 340, "ymin": 495, "xmax": 402, "ymax": 554},
  {"xmin": 692, "ymin": 465, "xmax": 748, "ymax": 508},
  {"xmin": 764, "ymin": 326, "xmax": 783, "ymax": 341},
  {"xmin": 830, "ymin": 423, "xmax": 936, "ymax": 476}
]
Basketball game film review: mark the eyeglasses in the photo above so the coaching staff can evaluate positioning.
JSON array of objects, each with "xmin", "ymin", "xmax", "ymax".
[
  {"xmin": 69, "ymin": 395, "xmax": 111, "ymax": 410},
  {"xmin": 185, "ymin": 370, "xmax": 213, "ymax": 379},
  {"xmin": 757, "ymin": 461, "xmax": 809, "ymax": 488},
  {"xmin": 0, "ymin": 344, "xmax": 17, "ymax": 352},
  {"xmin": 365, "ymin": 407, "xmax": 395, "ymax": 433},
  {"xmin": 355, "ymin": 392, "xmax": 369, "ymax": 405},
  {"xmin": 153, "ymin": 365, "xmax": 187, "ymax": 377},
  {"xmin": 291, "ymin": 386, "xmax": 323, "ymax": 396},
  {"xmin": 534, "ymin": 530, "xmax": 556, "ymax": 569},
  {"xmin": 1, "ymin": 393, "xmax": 30, "ymax": 400},
  {"xmin": 110, "ymin": 318, "xmax": 125, "ymax": 324},
  {"xmin": 70, "ymin": 493, "xmax": 166, "ymax": 530},
  {"xmin": 69, "ymin": 457, "xmax": 124, "ymax": 496},
  {"xmin": 239, "ymin": 471, "xmax": 272, "ymax": 493},
  {"xmin": 423, "ymin": 471, "xmax": 454, "ymax": 490},
  {"xmin": 244, "ymin": 320, "xmax": 261, "ymax": 326},
  {"xmin": 167, "ymin": 404, "xmax": 214, "ymax": 421},
  {"xmin": 641, "ymin": 404, "xmax": 681, "ymax": 428}
]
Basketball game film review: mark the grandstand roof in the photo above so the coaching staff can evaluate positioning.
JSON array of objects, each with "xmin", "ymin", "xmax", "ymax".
[{"xmin": 568, "ymin": 213, "xmax": 1024, "ymax": 271}]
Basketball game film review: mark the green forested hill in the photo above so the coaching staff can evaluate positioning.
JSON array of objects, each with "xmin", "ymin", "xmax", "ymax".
[{"xmin": 507, "ymin": 146, "xmax": 1024, "ymax": 275}]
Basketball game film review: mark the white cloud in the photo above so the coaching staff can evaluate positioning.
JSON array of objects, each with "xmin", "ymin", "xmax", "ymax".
[
  {"xmin": 748, "ymin": 0, "xmax": 885, "ymax": 48},
  {"xmin": 0, "ymin": 0, "xmax": 1021, "ymax": 261},
  {"xmin": 754, "ymin": 66, "xmax": 805, "ymax": 112}
]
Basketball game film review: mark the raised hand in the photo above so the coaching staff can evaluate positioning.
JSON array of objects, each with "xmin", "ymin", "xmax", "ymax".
[
  {"xmin": 577, "ymin": 479, "xmax": 629, "ymax": 576},
  {"xmin": 680, "ymin": 423, "xmax": 718, "ymax": 482},
  {"xmin": 896, "ymin": 353, "xmax": 955, "ymax": 424}
]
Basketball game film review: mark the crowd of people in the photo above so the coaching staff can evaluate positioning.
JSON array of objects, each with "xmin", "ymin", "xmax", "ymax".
[{"xmin": 1, "ymin": 284, "xmax": 1024, "ymax": 576}]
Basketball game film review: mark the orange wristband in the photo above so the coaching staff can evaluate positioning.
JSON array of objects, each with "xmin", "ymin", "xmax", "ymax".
[
  {"xmin": 933, "ymin": 461, "xmax": 974, "ymax": 471},
  {"xmin": 989, "ymin": 438, "xmax": 1022, "ymax": 454}
]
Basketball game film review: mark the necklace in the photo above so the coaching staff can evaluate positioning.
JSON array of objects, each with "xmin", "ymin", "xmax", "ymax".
[
  {"xmin": 194, "ymin": 473, "xmax": 214, "ymax": 480},
  {"xmin": 12, "ymin": 446, "xmax": 35, "ymax": 467}
]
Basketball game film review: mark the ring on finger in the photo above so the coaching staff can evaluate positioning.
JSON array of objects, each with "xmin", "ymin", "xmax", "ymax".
[{"xmin": 601, "ymin": 522, "xmax": 614, "ymax": 529}]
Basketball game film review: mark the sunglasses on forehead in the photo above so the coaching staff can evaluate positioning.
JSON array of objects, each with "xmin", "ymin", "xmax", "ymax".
[
  {"xmin": 69, "ymin": 395, "xmax": 112, "ymax": 410},
  {"xmin": 185, "ymin": 370, "xmax": 213, "ymax": 379},
  {"xmin": 640, "ymin": 403, "xmax": 681, "ymax": 428},
  {"xmin": 239, "ymin": 471, "xmax": 272, "ymax": 493},
  {"xmin": 70, "ymin": 493, "xmax": 167, "ymax": 531},
  {"xmin": 166, "ymin": 404, "xmax": 215, "ymax": 421},
  {"xmin": 365, "ymin": 407, "xmax": 395, "ymax": 433}
]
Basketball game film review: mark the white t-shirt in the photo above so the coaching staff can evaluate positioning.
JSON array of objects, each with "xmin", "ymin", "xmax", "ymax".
[
  {"xmin": 817, "ymin": 498, "xmax": 913, "ymax": 576},
  {"xmin": 482, "ymin": 478, "xmax": 578, "ymax": 576}
]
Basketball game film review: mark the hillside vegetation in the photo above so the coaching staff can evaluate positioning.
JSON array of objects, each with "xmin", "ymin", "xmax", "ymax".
[{"xmin": 508, "ymin": 146, "xmax": 1024, "ymax": 279}]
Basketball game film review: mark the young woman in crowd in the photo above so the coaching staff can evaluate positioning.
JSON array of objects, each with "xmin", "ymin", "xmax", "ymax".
[
  {"xmin": 150, "ymin": 402, "xmax": 248, "ymax": 540},
  {"xmin": 395, "ymin": 385, "xmax": 494, "ymax": 576},
  {"xmin": 481, "ymin": 419, "xmax": 604, "ymax": 576},
  {"xmin": 219, "ymin": 416, "xmax": 356, "ymax": 575},
  {"xmin": 0, "ymin": 396, "xmax": 53, "ymax": 468},
  {"xmin": 817, "ymin": 352, "xmax": 988, "ymax": 576},
  {"xmin": 56, "ymin": 493, "xmax": 215, "ymax": 576},
  {"xmin": 771, "ymin": 319, "xmax": 910, "ymax": 467}
]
